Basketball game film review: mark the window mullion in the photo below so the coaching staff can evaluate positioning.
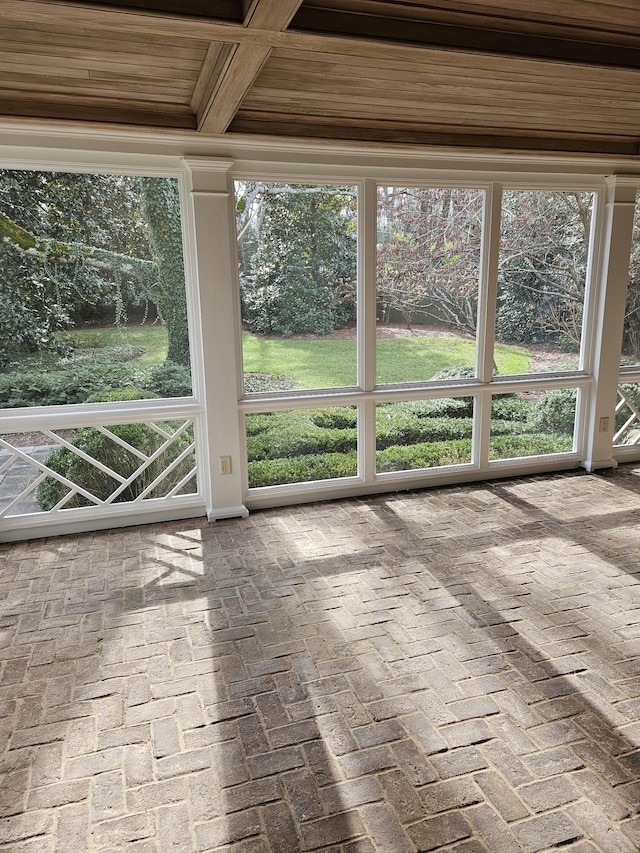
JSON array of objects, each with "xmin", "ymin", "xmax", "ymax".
[{"xmin": 359, "ymin": 179, "xmax": 378, "ymax": 483}]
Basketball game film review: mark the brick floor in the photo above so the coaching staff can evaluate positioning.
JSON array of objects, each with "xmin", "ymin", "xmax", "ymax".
[{"xmin": 3, "ymin": 464, "xmax": 640, "ymax": 851}]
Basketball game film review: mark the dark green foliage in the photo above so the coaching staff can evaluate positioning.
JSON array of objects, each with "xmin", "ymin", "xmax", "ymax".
[
  {"xmin": 145, "ymin": 361, "xmax": 192, "ymax": 398},
  {"xmin": 239, "ymin": 183, "xmax": 357, "ymax": 336},
  {"xmin": 64, "ymin": 344, "xmax": 145, "ymax": 363},
  {"xmin": 388, "ymin": 397, "xmax": 474, "ymax": 419},
  {"xmin": 491, "ymin": 397, "xmax": 531, "ymax": 422},
  {"xmin": 530, "ymin": 388, "xmax": 577, "ymax": 434},
  {"xmin": 138, "ymin": 178, "xmax": 190, "ymax": 367},
  {"xmin": 311, "ymin": 408, "xmax": 358, "ymax": 429},
  {"xmin": 376, "ymin": 412, "xmax": 473, "ymax": 450},
  {"xmin": 489, "ymin": 433, "xmax": 573, "ymax": 458},
  {"xmin": 85, "ymin": 388, "xmax": 157, "ymax": 403},
  {"xmin": 430, "ymin": 366, "xmax": 477, "ymax": 382},
  {"xmin": 248, "ymin": 451, "xmax": 357, "ymax": 487},
  {"xmin": 0, "ymin": 362, "xmax": 142, "ymax": 408},
  {"xmin": 0, "ymin": 171, "xmax": 158, "ymax": 365},
  {"xmin": 0, "ymin": 351, "xmax": 192, "ymax": 408},
  {"xmin": 246, "ymin": 410, "xmax": 357, "ymax": 461},
  {"xmin": 377, "ymin": 439, "xmax": 473, "ymax": 471}
]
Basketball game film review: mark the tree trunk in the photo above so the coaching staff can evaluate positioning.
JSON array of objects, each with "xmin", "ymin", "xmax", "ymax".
[{"xmin": 138, "ymin": 178, "xmax": 190, "ymax": 367}]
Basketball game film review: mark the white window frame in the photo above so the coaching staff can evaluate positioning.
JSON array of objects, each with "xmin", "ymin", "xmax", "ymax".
[{"xmin": 0, "ymin": 123, "xmax": 638, "ymax": 538}]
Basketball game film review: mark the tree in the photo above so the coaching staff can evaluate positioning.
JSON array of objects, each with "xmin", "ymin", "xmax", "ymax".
[
  {"xmin": 376, "ymin": 187, "xmax": 483, "ymax": 332},
  {"xmin": 138, "ymin": 177, "xmax": 189, "ymax": 366},
  {"xmin": 237, "ymin": 183, "xmax": 357, "ymax": 336},
  {"xmin": 496, "ymin": 191, "xmax": 593, "ymax": 347},
  {"xmin": 0, "ymin": 171, "xmax": 190, "ymax": 367}
]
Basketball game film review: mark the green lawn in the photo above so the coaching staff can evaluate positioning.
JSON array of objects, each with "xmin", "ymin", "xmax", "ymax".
[
  {"xmin": 63, "ymin": 325, "xmax": 168, "ymax": 366},
  {"xmin": 65, "ymin": 325, "xmax": 531, "ymax": 385},
  {"xmin": 243, "ymin": 331, "xmax": 530, "ymax": 387}
]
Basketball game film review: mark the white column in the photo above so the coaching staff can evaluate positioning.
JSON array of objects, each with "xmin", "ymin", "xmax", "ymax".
[
  {"xmin": 183, "ymin": 157, "xmax": 248, "ymax": 520},
  {"xmin": 583, "ymin": 176, "xmax": 638, "ymax": 472},
  {"xmin": 474, "ymin": 183, "xmax": 502, "ymax": 469}
]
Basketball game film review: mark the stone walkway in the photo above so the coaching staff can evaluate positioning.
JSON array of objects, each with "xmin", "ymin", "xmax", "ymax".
[
  {"xmin": 3, "ymin": 465, "xmax": 640, "ymax": 851},
  {"xmin": 0, "ymin": 445, "xmax": 55, "ymax": 516}
]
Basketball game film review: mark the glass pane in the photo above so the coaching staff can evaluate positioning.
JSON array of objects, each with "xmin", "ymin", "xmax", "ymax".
[
  {"xmin": 621, "ymin": 192, "xmax": 640, "ymax": 367},
  {"xmin": 246, "ymin": 407, "xmax": 357, "ymax": 487},
  {"xmin": 496, "ymin": 190, "xmax": 594, "ymax": 374},
  {"xmin": 0, "ymin": 171, "xmax": 191, "ymax": 408},
  {"xmin": 376, "ymin": 398, "xmax": 473, "ymax": 473},
  {"xmin": 489, "ymin": 390, "xmax": 576, "ymax": 461},
  {"xmin": 614, "ymin": 382, "xmax": 640, "ymax": 446},
  {"xmin": 376, "ymin": 187, "xmax": 483, "ymax": 384},
  {"xmin": 236, "ymin": 182, "xmax": 357, "ymax": 392}
]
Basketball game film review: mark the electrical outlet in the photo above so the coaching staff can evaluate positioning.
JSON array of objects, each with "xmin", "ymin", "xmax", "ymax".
[
  {"xmin": 599, "ymin": 416, "xmax": 610, "ymax": 433},
  {"xmin": 219, "ymin": 455, "xmax": 232, "ymax": 475}
]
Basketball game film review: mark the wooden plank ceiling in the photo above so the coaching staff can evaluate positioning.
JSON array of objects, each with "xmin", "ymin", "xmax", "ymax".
[{"xmin": 1, "ymin": 0, "xmax": 640, "ymax": 154}]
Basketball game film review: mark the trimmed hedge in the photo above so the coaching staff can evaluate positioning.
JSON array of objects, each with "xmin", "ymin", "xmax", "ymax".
[
  {"xmin": 248, "ymin": 450, "xmax": 357, "ymax": 487},
  {"xmin": 145, "ymin": 360, "xmax": 192, "ymax": 397},
  {"xmin": 489, "ymin": 433, "xmax": 574, "ymax": 458},
  {"xmin": 245, "ymin": 394, "xmax": 576, "ymax": 486},
  {"xmin": 377, "ymin": 439, "xmax": 473, "ymax": 471},
  {"xmin": 246, "ymin": 410, "xmax": 357, "ymax": 461}
]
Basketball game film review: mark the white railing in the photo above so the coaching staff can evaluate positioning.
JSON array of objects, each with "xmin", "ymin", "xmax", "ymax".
[
  {"xmin": 614, "ymin": 384, "xmax": 640, "ymax": 446},
  {"xmin": 0, "ymin": 403, "xmax": 204, "ymax": 538}
]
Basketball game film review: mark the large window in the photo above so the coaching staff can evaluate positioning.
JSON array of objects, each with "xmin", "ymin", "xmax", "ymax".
[
  {"xmin": 235, "ymin": 182, "xmax": 358, "ymax": 393},
  {"xmin": 376, "ymin": 186, "xmax": 484, "ymax": 384},
  {"xmin": 0, "ymin": 169, "xmax": 199, "ymax": 528},
  {"xmin": 496, "ymin": 190, "xmax": 594, "ymax": 375},
  {"xmin": 0, "ymin": 170, "xmax": 191, "ymax": 408}
]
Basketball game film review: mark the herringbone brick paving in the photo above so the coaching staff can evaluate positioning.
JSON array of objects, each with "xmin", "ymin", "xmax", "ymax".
[{"xmin": 3, "ymin": 466, "xmax": 640, "ymax": 851}]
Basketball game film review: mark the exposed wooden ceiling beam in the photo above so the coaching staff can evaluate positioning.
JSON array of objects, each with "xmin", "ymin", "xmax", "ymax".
[{"xmin": 195, "ymin": 0, "xmax": 303, "ymax": 134}]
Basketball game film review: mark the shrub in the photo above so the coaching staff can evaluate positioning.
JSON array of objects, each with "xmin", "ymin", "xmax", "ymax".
[
  {"xmin": 392, "ymin": 398, "xmax": 474, "ymax": 419},
  {"xmin": 430, "ymin": 366, "xmax": 477, "ymax": 382},
  {"xmin": 311, "ymin": 407, "xmax": 357, "ymax": 429},
  {"xmin": 489, "ymin": 433, "xmax": 573, "ymax": 458},
  {"xmin": 0, "ymin": 362, "xmax": 143, "ymax": 408},
  {"xmin": 144, "ymin": 361, "xmax": 192, "ymax": 398},
  {"xmin": 248, "ymin": 451, "xmax": 357, "ymax": 487},
  {"xmin": 376, "ymin": 412, "xmax": 473, "ymax": 450},
  {"xmin": 530, "ymin": 388, "xmax": 577, "ymax": 434},
  {"xmin": 377, "ymin": 439, "xmax": 473, "ymax": 471},
  {"xmin": 491, "ymin": 397, "xmax": 532, "ymax": 422},
  {"xmin": 246, "ymin": 410, "xmax": 356, "ymax": 461},
  {"xmin": 62, "ymin": 344, "xmax": 145, "ymax": 364},
  {"xmin": 85, "ymin": 388, "xmax": 157, "ymax": 403}
]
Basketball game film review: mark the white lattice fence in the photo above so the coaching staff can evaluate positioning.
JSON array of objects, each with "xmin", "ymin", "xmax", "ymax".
[
  {"xmin": 0, "ymin": 416, "xmax": 198, "ymax": 519},
  {"xmin": 614, "ymin": 384, "xmax": 640, "ymax": 446}
]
